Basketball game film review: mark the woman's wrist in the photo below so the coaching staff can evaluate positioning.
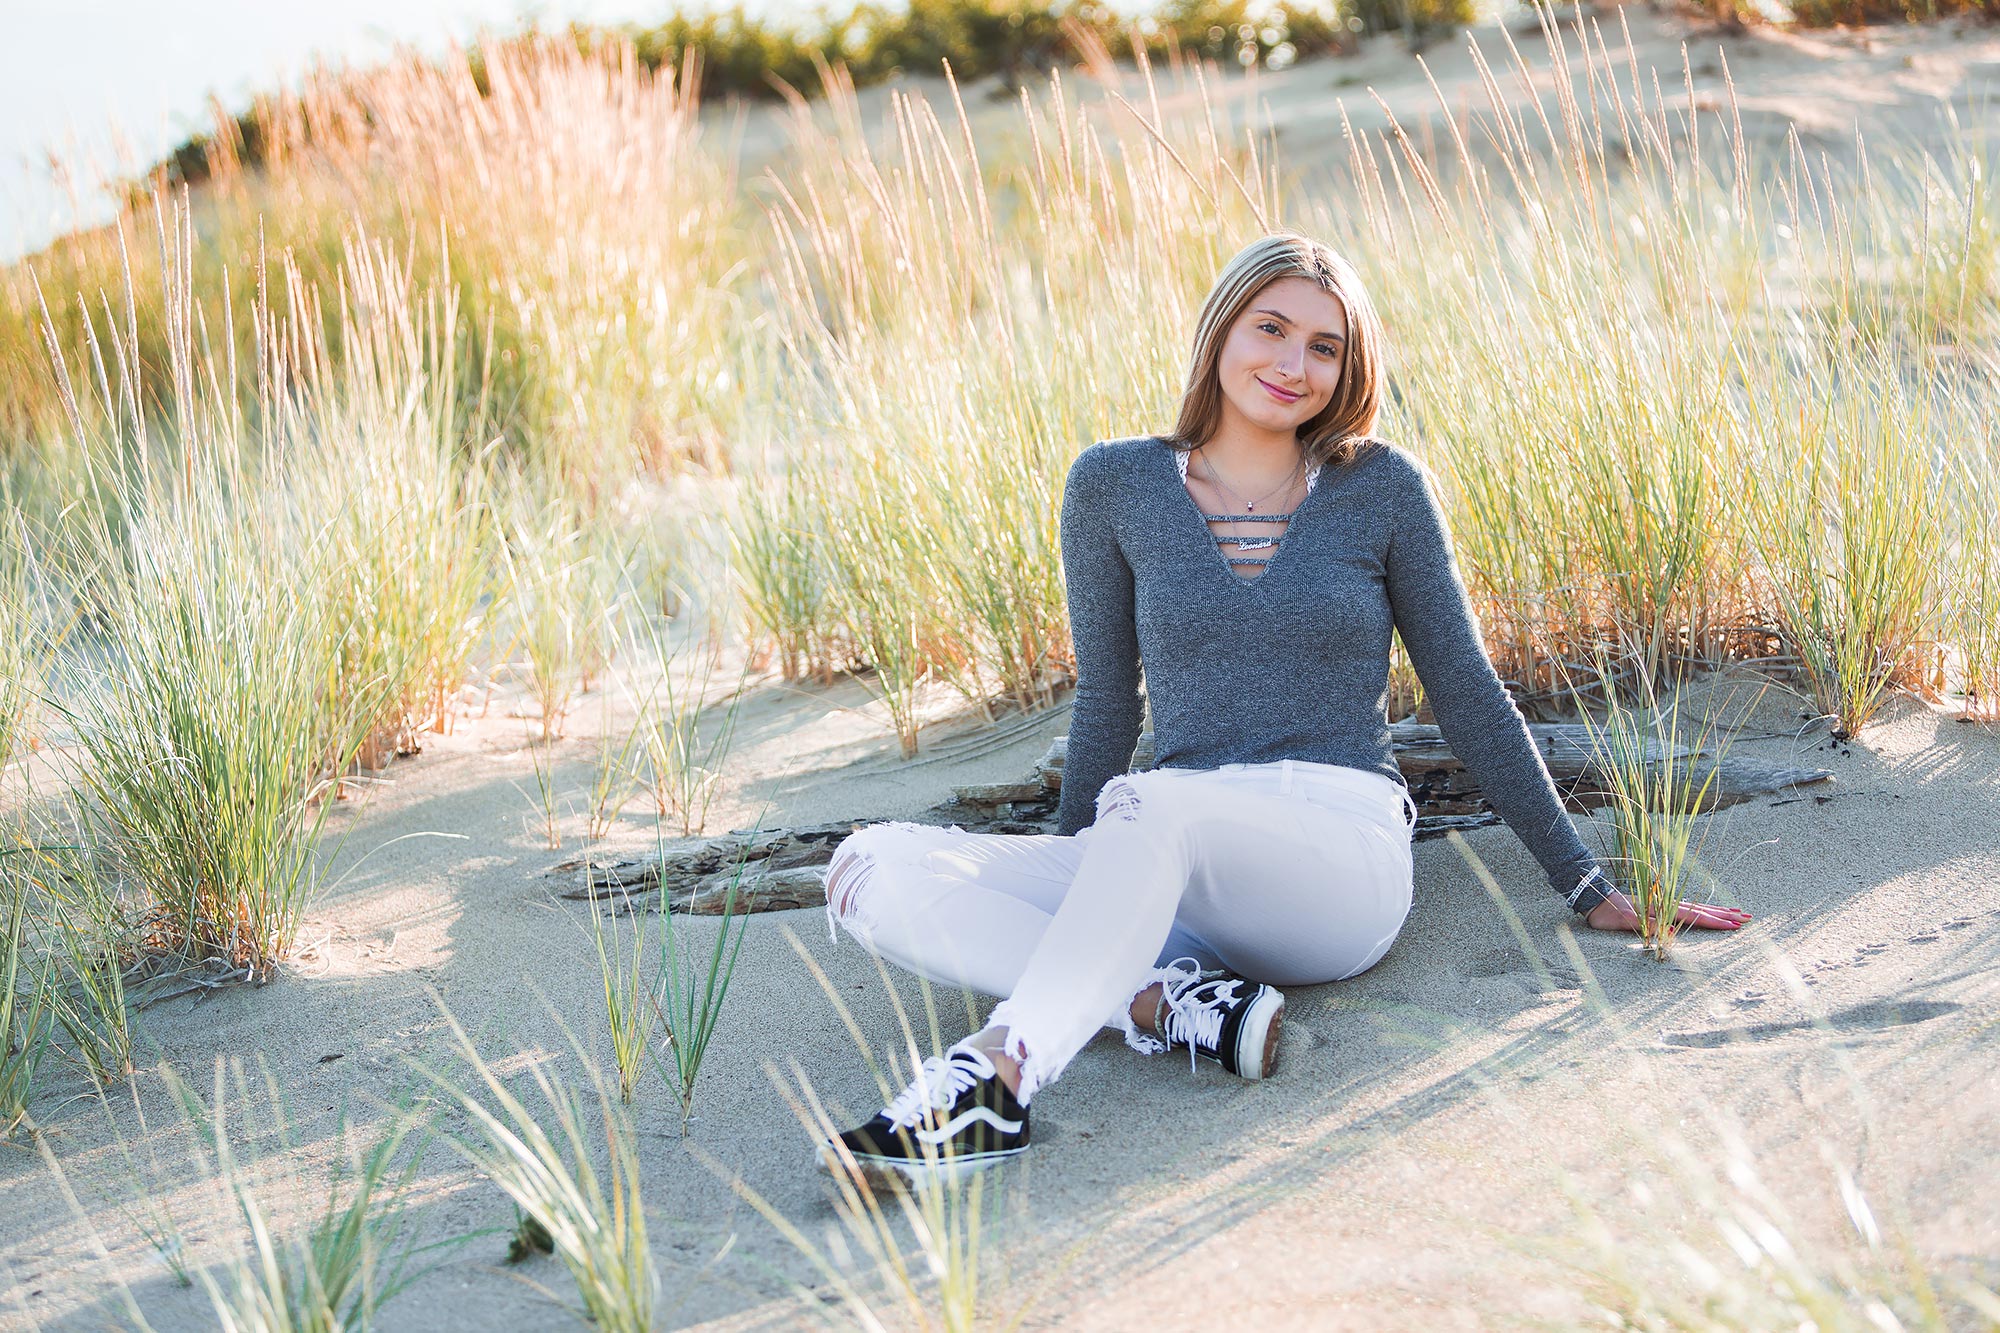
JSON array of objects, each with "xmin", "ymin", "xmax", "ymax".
[{"xmin": 1566, "ymin": 864, "xmax": 1612, "ymax": 916}]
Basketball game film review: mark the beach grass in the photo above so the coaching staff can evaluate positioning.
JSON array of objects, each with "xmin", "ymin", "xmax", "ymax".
[
  {"xmin": 1947, "ymin": 414, "xmax": 2000, "ymax": 721},
  {"xmin": 7, "ymin": 33, "xmax": 751, "ymax": 499},
  {"xmin": 732, "ymin": 471, "xmax": 837, "ymax": 685},
  {"xmin": 1568, "ymin": 647, "xmax": 1750, "ymax": 956},
  {"xmin": 0, "ymin": 514, "xmax": 53, "ymax": 768},
  {"xmin": 585, "ymin": 689, "xmax": 645, "ymax": 843},
  {"xmin": 522, "ymin": 729, "xmax": 567, "ymax": 852},
  {"xmin": 0, "ymin": 844, "xmax": 55, "ymax": 1136},
  {"xmin": 649, "ymin": 853, "xmax": 752, "ymax": 1134},
  {"xmin": 417, "ymin": 999, "xmax": 660, "ymax": 1333},
  {"xmin": 34, "ymin": 839, "xmax": 135, "ymax": 1087},
  {"xmin": 501, "ymin": 486, "xmax": 626, "ymax": 742},
  {"xmin": 296, "ymin": 234, "xmax": 497, "ymax": 758},
  {"xmin": 52, "ymin": 464, "xmax": 360, "ymax": 981},
  {"xmin": 702, "ymin": 927, "xmax": 1042, "ymax": 1331},
  {"xmin": 166, "ymin": 1056, "xmax": 436, "ymax": 1328},
  {"xmin": 630, "ymin": 615, "xmax": 748, "ymax": 838},
  {"xmin": 1743, "ymin": 345, "xmax": 1952, "ymax": 738},
  {"xmin": 33, "ymin": 205, "xmax": 465, "ymax": 980},
  {"xmin": 585, "ymin": 872, "xmax": 659, "ymax": 1105}
]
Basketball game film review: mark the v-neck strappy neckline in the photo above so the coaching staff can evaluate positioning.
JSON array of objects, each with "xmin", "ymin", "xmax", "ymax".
[
  {"xmin": 1171, "ymin": 442, "xmax": 1324, "ymax": 586},
  {"xmin": 1174, "ymin": 445, "xmax": 1323, "ymax": 497}
]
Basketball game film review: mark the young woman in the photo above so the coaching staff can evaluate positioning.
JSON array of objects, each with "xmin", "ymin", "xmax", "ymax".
[{"xmin": 816, "ymin": 233, "xmax": 1752, "ymax": 1186}]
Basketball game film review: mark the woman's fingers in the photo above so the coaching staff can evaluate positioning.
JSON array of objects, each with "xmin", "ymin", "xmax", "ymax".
[
  {"xmin": 1589, "ymin": 895, "xmax": 1752, "ymax": 932},
  {"xmin": 1676, "ymin": 900, "xmax": 1751, "ymax": 929}
]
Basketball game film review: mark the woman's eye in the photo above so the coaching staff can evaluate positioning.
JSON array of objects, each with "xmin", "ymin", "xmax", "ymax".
[{"xmin": 1264, "ymin": 322, "xmax": 1344, "ymax": 358}]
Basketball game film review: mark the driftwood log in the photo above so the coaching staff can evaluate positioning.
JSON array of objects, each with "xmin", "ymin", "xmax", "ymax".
[{"xmin": 552, "ymin": 724, "xmax": 1832, "ymax": 913}]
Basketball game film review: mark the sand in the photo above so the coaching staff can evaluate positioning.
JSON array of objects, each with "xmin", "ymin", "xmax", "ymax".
[
  {"xmin": 4, "ymin": 11, "xmax": 2000, "ymax": 1331},
  {"xmin": 8, "ymin": 643, "xmax": 1996, "ymax": 1332}
]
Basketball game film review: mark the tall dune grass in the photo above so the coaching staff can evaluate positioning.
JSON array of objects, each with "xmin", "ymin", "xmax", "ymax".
[
  {"xmin": 290, "ymin": 236, "xmax": 496, "ymax": 758},
  {"xmin": 30, "ymin": 839, "xmax": 135, "ymax": 1087},
  {"xmin": 161, "ymin": 1060, "xmax": 432, "ymax": 1333},
  {"xmin": 6, "ymin": 33, "xmax": 754, "ymax": 493},
  {"xmin": 3, "ymin": 812, "xmax": 133, "ymax": 1114},
  {"xmin": 36, "ymin": 202, "xmax": 502, "ymax": 979},
  {"xmin": 50, "ymin": 440, "xmax": 368, "ymax": 980},
  {"xmin": 732, "ymin": 470, "xmax": 836, "ymax": 683},
  {"xmin": 1330, "ymin": 12, "xmax": 1995, "ymax": 729},
  {"xmin": 0, "ymin": 846, "xmax": 55, "ymax": 1135},
  {"xmin": 707, "ymin": 928, "xmax": 1052, "ymax": 1330},
  {"xmin": 1945, "ymin": 404, "xmax": 2000, "ymax": 721},
  {"xmin": 0, "ymin": 515, "xmax": 51, "ymax": 767},
  {"xmin": 1742, "ymin": 339, "xmax": 1952, "ymax": 736},
  {"xmin": 500, "ymin": 486, "xmax": 625, "ymax": 741},
  {"xmin": 629, "ymin": 610, "xmax": 748, "ymax": 836},
  {"xmin": 419, "ymin": 1001, "xmax": 659, "ymax": 1333}
]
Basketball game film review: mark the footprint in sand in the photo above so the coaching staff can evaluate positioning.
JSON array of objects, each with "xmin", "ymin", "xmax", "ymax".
[
  {"xmin": 1850, "ymin": 941, "xmax": 1892, "ymax": 968},
  {"xmin": 1659, "ymin": 999, "xmax": 1962, "ymax": 1049}
]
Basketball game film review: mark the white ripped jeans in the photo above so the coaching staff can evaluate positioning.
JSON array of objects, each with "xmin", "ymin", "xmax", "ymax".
[{"xmin": 824, "ymin": 759, "xmax": 1419, "ymax": 1102}]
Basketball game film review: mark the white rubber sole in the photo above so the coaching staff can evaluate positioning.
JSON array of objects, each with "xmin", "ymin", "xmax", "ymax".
[
  {"xmin": 816, "ymin": 1140, "xmax": 1027, "ymax": 1190},
  {"xmin": 1231, "ymin": 988, "xmax": 1286, "ymax": 1080}
]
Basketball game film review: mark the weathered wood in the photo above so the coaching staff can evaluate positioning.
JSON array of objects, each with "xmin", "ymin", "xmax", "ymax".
[
  {"xmin": 682, "ymin": 866, "xmax": 829, "ymax": 914},
  {"xmin": 551, "ymin": 825, "xmax": 853, "ymax": 912},
  {"xmin": 951, "ymin": 780, "xmax": 1047, "ymax": 804}
]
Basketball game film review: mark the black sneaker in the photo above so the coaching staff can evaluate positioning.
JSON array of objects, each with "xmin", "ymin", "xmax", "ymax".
[
  {"xmin": 1158, "ymin": 961, "xmax": 1286, "ymax": 1080},
  {"xmin": 817, "ymin": 1043, "xmax": 1030, "ymax": 1188}
]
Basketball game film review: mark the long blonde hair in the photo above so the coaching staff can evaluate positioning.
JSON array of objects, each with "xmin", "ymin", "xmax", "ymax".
[{"xmin": 1167, "ymin": 233, "xmax": 1387, "ymax": 471}]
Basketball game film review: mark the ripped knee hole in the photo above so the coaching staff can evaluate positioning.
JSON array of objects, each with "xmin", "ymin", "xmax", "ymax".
[
  {"xmin": 1094, "ymin": 777, "xmax": 1145, "ymax": 824},
  {"xmin": 826, "ymin": 845, "xmax": 875, "ymax": 922}
]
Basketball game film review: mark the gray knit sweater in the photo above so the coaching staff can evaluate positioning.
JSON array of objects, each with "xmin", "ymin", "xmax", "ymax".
[{"xmin": 1055, "ymin": 434, "xmax": 1612, "ymax": 917}]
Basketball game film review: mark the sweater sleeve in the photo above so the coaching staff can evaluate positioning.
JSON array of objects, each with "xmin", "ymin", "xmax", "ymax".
[
  {"xmin": 1382, "ymin": 450, "xmax": 1612, "ymax": 916},
  {"xmin": 1055, "ymin": 445, "xmax": 1145, "ymax": 836}
]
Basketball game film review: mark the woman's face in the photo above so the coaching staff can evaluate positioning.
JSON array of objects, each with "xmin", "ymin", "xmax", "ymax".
[{"xmin": 1213, "ymin": 276, "xmax": 1350, "ymax": 440}]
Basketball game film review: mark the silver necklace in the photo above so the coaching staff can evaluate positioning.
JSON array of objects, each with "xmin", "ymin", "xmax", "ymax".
[{"xmin": 1195, "ymin": 446, "xmax": 1306, "ymax": 513}]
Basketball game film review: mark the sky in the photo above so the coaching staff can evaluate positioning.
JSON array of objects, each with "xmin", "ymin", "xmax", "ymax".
[{"xmin": 0, "ymin": 0, "xmax": 751, "ymax": 262}]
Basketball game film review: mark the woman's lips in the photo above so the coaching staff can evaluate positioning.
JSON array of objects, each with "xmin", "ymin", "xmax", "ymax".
[{"xmin": 1257, "ymin": 377, "xmax": 1303, "ymax": 404}]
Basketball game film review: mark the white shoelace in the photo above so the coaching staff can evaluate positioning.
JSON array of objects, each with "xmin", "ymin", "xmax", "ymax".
[
  {"xmin": 882, "ymin": 1047, "xmax": 995, "ymax": 1131},
  {"xmin": 1159, "ymin": 960, "xmax": 1244, "ymax": 1073}
]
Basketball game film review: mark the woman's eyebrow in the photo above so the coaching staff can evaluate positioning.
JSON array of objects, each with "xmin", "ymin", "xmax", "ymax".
[{"xmin": 1252, "ymin": 308, "xmax": 1347, "ymax": 342}]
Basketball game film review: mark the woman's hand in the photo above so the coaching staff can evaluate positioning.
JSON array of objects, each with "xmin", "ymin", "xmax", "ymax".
[{"xmin": 1584, "ymin": 888, "xmax": 1751, "ymax": 933}]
